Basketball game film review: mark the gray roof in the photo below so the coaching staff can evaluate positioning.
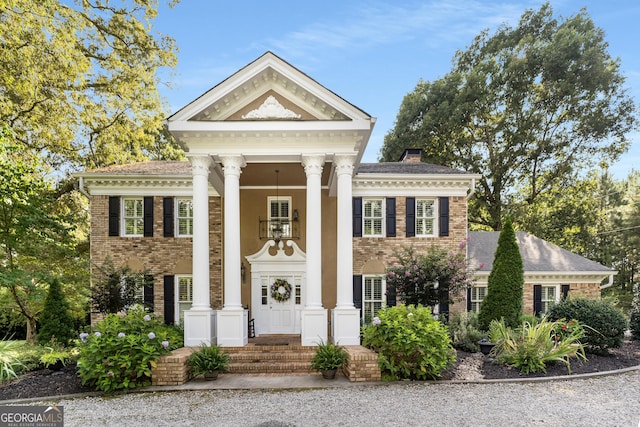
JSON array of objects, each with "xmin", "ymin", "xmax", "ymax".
[
  {"xmin": 468, "ymin": 231, "xmax": 612, "ymax": 273},
  {"xmin": 356, "ymin": 162, "xmax": 472, "ymax": 175},
  {"xmin": 79, "ymin": 161, "xmax": 191, "ymax": 176}
]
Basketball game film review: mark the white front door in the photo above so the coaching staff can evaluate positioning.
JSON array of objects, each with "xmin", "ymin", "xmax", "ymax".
[{"xmin": 254, "ymin": 274, "xmax": 301, "ymax": 335}]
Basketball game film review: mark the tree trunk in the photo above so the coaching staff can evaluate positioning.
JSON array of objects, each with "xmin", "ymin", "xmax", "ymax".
[{"xmin": 25, "ymin": 316, "xmax": 37, "ymax": 344}]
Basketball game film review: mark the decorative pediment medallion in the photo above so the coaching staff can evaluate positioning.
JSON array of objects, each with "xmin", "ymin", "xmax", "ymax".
[{"xmin": 241, "ymin": 95, "xmax": 301, "ymax": 120}]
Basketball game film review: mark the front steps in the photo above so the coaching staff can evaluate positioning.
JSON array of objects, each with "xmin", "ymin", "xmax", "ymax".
[{"xmin": 151, "ymin": 335, "xmax": 381, "ymax": 385}]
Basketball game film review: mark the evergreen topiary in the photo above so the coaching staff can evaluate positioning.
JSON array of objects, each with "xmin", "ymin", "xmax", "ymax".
[
  {"xmin": 37, "ymin": 278, "xmax": 76, "ymax": 346},
  {"xmin": 478, "ymin": 217, "xmax": 524, "ymax": 330}
]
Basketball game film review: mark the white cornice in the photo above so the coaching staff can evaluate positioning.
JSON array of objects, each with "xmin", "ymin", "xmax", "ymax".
[
  {"xmin": 80, "ymin": 176, "xmax": 217, "ymax": 197},
  {"xmin": 473, "ymin": 271, "xmax": 611, "ymax": 285},
  {"xmin": 353, "ymin": 175, "xmax": 476, "ymax": 197}
]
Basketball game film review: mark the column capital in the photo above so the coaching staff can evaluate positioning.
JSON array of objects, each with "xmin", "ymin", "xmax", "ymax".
[
  {"xmin": 302, "ymin": 155, "xmax": 325, "ymax": 176},
  {"xmin": 219, "ymin": 155, "xmax": 246, "ymax": 177},
  {"xmin": 189, "ymin": 156, "xmax": 213, "ymax": 177},
  {"xmin": 333, "ymin": 154, "xmax": 356, "ymax": 176}
]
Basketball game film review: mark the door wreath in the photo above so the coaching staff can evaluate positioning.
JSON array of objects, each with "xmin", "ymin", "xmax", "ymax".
[{"xmin": 271, "ymin": 278, "xmax": 292, "ymax": 303}]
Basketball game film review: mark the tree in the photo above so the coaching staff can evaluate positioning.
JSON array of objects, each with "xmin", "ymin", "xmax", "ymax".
[
  {"xmin": 385, "ymin": 243, "xmax": 476, "ymax": 309},
  {"xmin": 381, "ymin": 3, "xmax": 637, "ymax": 231},
  {"xmin": 0, "ymin": 0, "xmax": 179, "ymax": 169},
  {"xmin": 0, "ymin": 127, "xmax": 77, "ymax": 342},
  {"xmin": 37, "ymin": 279, "xmax": 76, "ymax": 346},
  {"xmin": 90, "ymin": 261, "xmax": 151, "ymax": 314},
  {"xmin": 478, "ymin": 217, "xmax": 524, "ymax": 330}
]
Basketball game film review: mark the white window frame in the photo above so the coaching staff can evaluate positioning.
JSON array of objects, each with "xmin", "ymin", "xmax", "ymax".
[
  {"xmin": 175, "ymin": 275, "xmax": 193, "ymax": 325},
  {"xmin": 363, "ymin": 198, "xmax": 385, "ymax": 237},
  {"xmin": 362, "ymin": 275, "xmax": 386, "ymax": 324},
  {"xmin": 541, "ymin": 284, "xmax": 561, "ymax": 314},
  {"xmin": 175, "ymin": 198, "xmax": 193, "ymax": 237},
  {"xmin": 122, "ymin": 197, "xmax": 144, "ymax": 237},
  {"xmin": 268, "ymin": 196, "xmax": 292, "ymax": 238},
  {"xmin": 415, "ymin": 198, "xmax": 438, "ymax": 237},
  {"xmin": 469, "ymin": 285, "xmax": 487, "ymax": 312}
]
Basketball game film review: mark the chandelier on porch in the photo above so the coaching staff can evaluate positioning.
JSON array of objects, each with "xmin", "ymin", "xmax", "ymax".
[{"xmin": 272, "ymin": 169, "xmax": 284, "ymax": 243}]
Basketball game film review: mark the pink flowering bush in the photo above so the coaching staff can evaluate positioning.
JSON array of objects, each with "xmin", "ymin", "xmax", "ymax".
[
  {"xmin": 77, "ymin": 306, "xmax": 183, "ymax": 392},
  {"xmin": 386, "ymin": 243, "xmax": 476, "ymax": 307}
]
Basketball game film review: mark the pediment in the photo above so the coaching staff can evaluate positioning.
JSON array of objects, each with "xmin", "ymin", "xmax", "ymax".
[{"xmin": 169, "ymin": 52, "xmax": 366, "ymax": 123}]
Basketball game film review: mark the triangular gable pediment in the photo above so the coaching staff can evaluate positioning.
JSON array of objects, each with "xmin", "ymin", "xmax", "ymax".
[{"xmin": 168, "ymin": 52, "xmax": 367, "ymax": 123}]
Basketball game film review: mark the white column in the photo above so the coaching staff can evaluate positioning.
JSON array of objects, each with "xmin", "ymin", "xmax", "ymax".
[
  {"xmin": 184, "ymin": 155, "xmax": 216, "ymax": 346},
  {"xmin": 301, "ymin": 155, "xmax": 327, "ymax": 346},
  {"xmin": 332, "ymin": 154, "xmax": 360, "ymax": 345},
  {"xmin": 217, "ymin": 155, "xmax": 248, "ymax": 346}
]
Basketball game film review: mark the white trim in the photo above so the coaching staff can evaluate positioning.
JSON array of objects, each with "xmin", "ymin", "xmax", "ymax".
[
  {"xmin": 362, "ymin": 275, "xmax": 386, "ymax": 323},
  {"xmin": 175, "ymin": 275, "xmax": 193, "ymax": 325},
  {"xmin": 540, "ymin": 284, "xmax": 561, "ymax": 314},
  {"xmin": 175, "ymin": 197, "xmax": 193, "ymax": 237},
  {"xmin": 415, "ymin": 198, "xmax": 438, "ymax": 237},
  {"xmin": 121, "ymin": 197, "xmax": 144, "ymax": 237},
  {"xmin": 473, "ymin": 272, "xmax": 611, "ymax": 285}
]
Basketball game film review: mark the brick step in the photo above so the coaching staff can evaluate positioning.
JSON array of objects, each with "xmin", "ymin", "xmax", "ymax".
[
  {"xmin": 227, "ymin": 361, "xmax": 313, "ymax": 374},
  {"xmin": 228, "ymin": 352, "xmax": 315, "ymax": 362}
]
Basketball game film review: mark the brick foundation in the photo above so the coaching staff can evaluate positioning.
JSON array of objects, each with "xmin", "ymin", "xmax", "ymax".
[{"xmin": 151, "ymin": 347, "xmax": 194, "ymax": 386}]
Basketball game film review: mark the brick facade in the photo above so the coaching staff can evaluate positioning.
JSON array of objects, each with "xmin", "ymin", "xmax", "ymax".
[{"xmin": 90, "ymin": 195, "xmax": 223, "ymax": 324}]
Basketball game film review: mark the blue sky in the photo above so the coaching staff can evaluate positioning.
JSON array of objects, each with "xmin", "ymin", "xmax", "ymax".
[{"xmin": 154, "ymin": 0, "xmax": 639, "ymax": 178}]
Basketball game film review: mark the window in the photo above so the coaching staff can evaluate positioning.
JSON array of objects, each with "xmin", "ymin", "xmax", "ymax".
[
  {"xmin": 123, "ymin": 198, "xmax": 144, "ymax": 236},
  {"xmin": 416, "ymin": 199, "xmax": 437, "ymax": 236},
  {"xmin": 363, "ymin": 199, "xmax": 384, "ymax": 237},
  {"xmin": 470, "ymin": 286, "xmax": 487, "ymax": 312},
  {"xmin": 541, "ymin": 285, "xmax": 559, "ymax": 314},
  {"xmin": 268, "ymin": 196, "xmax": 292, "ymax": 238},
  {"xmin": 363, "ymin": 276, "xmax": 385, "ymax": 324},
  {"xmin": 176, "ymin": 276, "xmax": 193, "ymax": 324},
  {"xmin": 176, "ymin": 198, "xmax": 193, "ymax": 236}
]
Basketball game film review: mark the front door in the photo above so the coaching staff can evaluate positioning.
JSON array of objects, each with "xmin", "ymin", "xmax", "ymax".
[{"xmin": 254, "ymin": 274, "xmax": 301, "ymax": 335}]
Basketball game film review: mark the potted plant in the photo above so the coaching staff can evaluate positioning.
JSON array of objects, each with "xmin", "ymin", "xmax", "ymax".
[
  {"xmin": 188, "ymin": 343, "xmax": 230, "ymax": 380},
  {"xmin": 311, "ymin": 340, "xmax": 348, "ymax": 379}
]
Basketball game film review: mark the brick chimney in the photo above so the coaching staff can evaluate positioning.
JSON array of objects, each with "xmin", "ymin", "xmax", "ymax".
[{"xmin": 399, "ymin": 148, "xmax": 422, "ymax": 163}]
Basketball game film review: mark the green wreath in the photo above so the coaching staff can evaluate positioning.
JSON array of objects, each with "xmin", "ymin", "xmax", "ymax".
[{"xmin": 271, "ymin": 278, "xmax": 292, "ymax": 303}]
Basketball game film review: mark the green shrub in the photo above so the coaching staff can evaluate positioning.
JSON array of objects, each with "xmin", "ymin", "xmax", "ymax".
[
  {"xmin": 40, "ymin": 345, "xmax": 78, "ymax": 369},
  {"xmin": 629, "ymin": 282, "xmax": 640, "ymax": 340},
  {"xmin": 547, "ymin": 298, "xmax": 627, "ymax": 355},
  {"xmin": 448, "ymin": 311, "xmax": 484, "ymax": 352},
  {"xmin": 478, "ymin": 217, "xmax": 524, "ymax": 330},
  {"xmin": 310, "ymin": 340, "xmax": 348, "ymax": 372},
  {"xmin": 362, "ymin": 305, "xmax": 455, "ymax": 380},
  {"xmin": 0, "ymin": 340, "xmax": 25, "ymax": 381},
  {"xmin": 188, "ymin": 344, "xmax": 230, "ymax": 377},
  {"xmin": 489, "ymin": 317, "xmax": 586, "ymax": 374},
  {"xmin": 38, "ymin": 279, "xmax": 77, "ymax": 346},
  {"xmin": 77, "ymin": 306, "xmax": 183, "ymax": 392}
]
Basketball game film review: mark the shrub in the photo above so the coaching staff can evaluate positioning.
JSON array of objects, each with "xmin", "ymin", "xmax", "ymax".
[
  {"xmin": 0, "ymin": 340, "xmax": 25, "ymax": 381},
  {"xmin": 310, "ymin": 340, "xmax": 348, "ymax": 372},
  {"xmin": 489, "ymin": 317, "xmax": 586, "ymax": 374},
  {"xmin": 547, "ymin": 298, "xmax": 627, "ymax": 355},
  {"xmin": 77, "ymin": 306, "xmax": 183, "ymax": 392},
  {"xmin": 362, "ymin": 305, "xmax": 455, "ymax": 380},
  {"xmin": 38, "ymin": 279, "xmax": 76, "ymax": 346},
  {"xmin": 478, "ymin": 217, "xmax": 524, "ymax": 330},
  {"xmin": 448, "ymin": 311, "xmax": 484, "ymax": 352},
  {"xmin": 188, "ymin": 344, "xmax": 230, "ymax": 377},
  {"xmin": 629, "ymin": 282, "xmax": 640, "ymax": 340}
]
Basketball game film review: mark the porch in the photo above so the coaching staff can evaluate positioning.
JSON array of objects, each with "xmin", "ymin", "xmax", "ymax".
[{"xmin": 151, "ymin": 335, "xmax": 381, "ymax": 386}]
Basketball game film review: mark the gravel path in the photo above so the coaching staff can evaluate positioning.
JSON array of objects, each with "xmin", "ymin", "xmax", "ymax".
[{"xmin": 25, "ymin": 371, "xmax": 640, "ymax": 427}]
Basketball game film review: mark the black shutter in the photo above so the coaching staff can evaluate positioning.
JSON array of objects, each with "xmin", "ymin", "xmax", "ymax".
[
  {"xmin": 108, "ymin": 196, "xmax": 120, "ymax": 236},
  {"xmin": 164, "ymin": 275, "xmax": 175, "ymax": 325},
  {"xmin": 439, "ymin": 197, "xmax": 449, "ymax": 237},
  {"xmin": 438, "ymin": 280, "xmax": 450, "ymax": 321},
  {"xmin": 406, "ymin": 197, "xmax": 415, "ymax": 237},
  {"xmin": 533, "ymin": 285, "xmax": 542, "ymax": 316},
  {"xmin": 163, "ymin": 197, "xmax": 174, "ymax": 237},
  {"xmin": 466, "ymin": 287, "xmax": 472, "ymax": 312},
  {"xmin": 353, "ymin": 275, "xmax": 363, "ymax": 309},
  {"xmin": 386, "ymin": 198, "xmax": 396, "ymax": 237},
  {"xmin": 143, "ymin": 196, "xmax": 154, "ymax": 237},
  {"xmin": 143, "ymin": 275, "xmax": 154, "ymax": 309},
  {"xmin": 353, "ymin": 197, "xmax": 363, "ymax": 237},
  {"xmin": 386, "ymin": 283, "xmax": 396, "ymax": 308}
]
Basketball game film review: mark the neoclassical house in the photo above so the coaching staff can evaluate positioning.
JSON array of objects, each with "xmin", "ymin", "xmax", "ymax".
[{"xmin": 78, "ymin": 52, "xmax": 613, "ymax": 348}]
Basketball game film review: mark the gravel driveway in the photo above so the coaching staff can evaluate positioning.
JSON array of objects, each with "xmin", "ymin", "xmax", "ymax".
[{"xmin": 28, "ymin": 370, "xmax": 640, "ymax": 427}]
